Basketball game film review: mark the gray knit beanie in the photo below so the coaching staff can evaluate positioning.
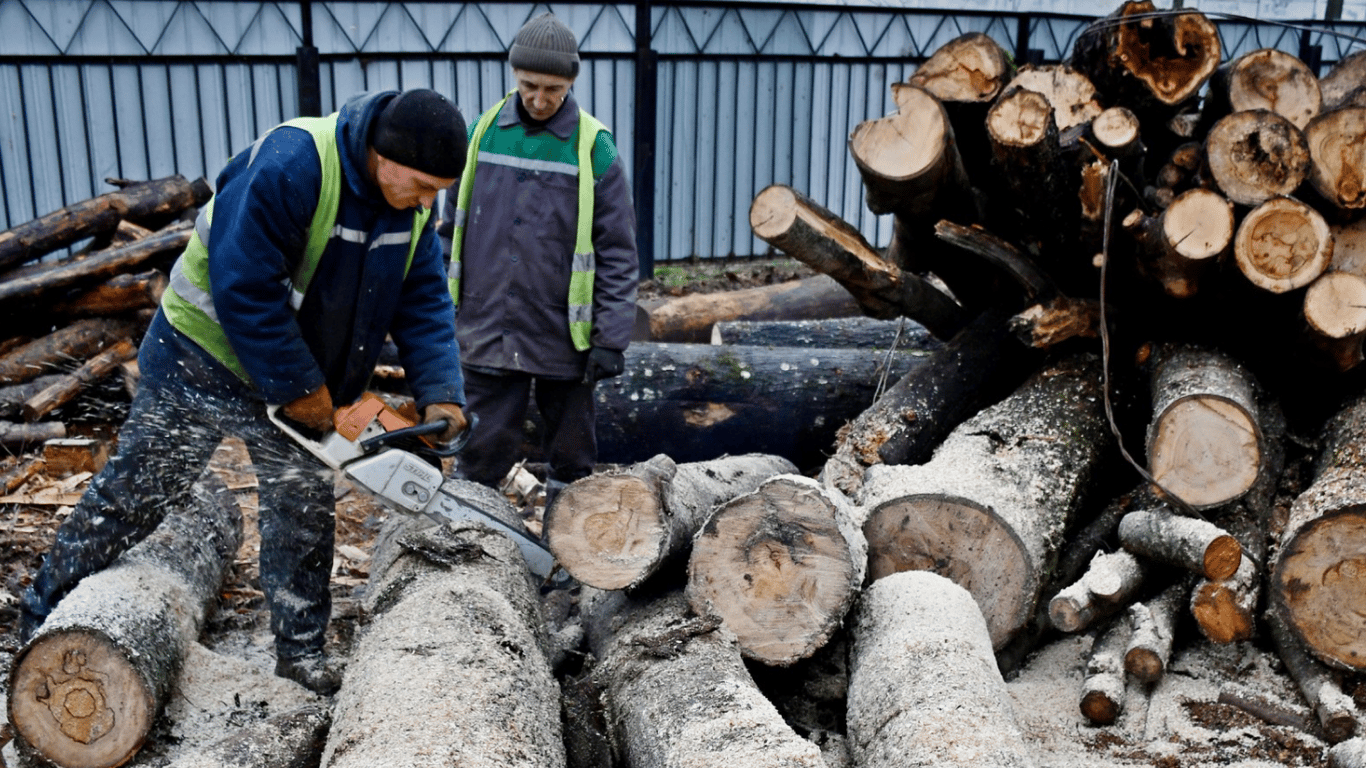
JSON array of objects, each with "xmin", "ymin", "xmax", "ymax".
[{"xmin": 508, "ymin": 13, "xmax": 579, "ymax": 79}]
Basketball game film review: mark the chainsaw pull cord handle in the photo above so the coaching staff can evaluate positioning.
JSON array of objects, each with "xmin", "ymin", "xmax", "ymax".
[{"xmin": 360, "ymin": 412, "xmax": 478, "ymax": 457}]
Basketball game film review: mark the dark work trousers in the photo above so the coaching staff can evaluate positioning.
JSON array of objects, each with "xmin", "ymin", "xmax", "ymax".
[
  {"xmin": 455, "ymin": 367, "xmax": 597, "ymax": 488},
  {"xmin": 21, "ymin": 311, "xmax": 335, "ymax": 660}
]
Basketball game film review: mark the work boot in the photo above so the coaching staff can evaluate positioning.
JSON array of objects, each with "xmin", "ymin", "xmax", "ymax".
[{"xmin": 275, "ymin": 652, "xmax": 343, "ymax": 696}]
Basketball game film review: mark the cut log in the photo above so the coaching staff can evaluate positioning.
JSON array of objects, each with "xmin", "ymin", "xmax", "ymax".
[
  {"xmin": 1080, "ymin": 617, "xmax": 1130, "ymax": 725},
  {"xmin": 1205, "ymin": 110, "xmax": 1311, "ymax": 207},
  {"xmin": 1146, "ymin": 344, "xmax": 1263, "ymax": 509},
  {"xmin": 1322, "ymin": 51, "xmax": 1366, "ymax": 112},
  {"xmin": 848, "ymin": 85, "xmax": 972, "ymax": 221},
  {"xmin": 43, "ymin": 438, "xmax": 110, "ymax": 478},
  {"xmin": 0, "ymin": 421, "xmax": 66, "ymax": 452},
  {"xmin": 1201, "ymin": 49, "xmax": 1321, "ymax": 134},
  {"xmin": 1122, "ymin": 188, "xmax": 1235, "ymax": 299},
  {"xmin": 1069, "ymin": 1, "xmax": 1221, "ymax": 110},
  {"xmin": 639, "ymin": 274, "xmax": 861, "ymax": 343},
  {"xmin": 545, "ymin": 453, "xmax": 797, "ymax": 591},
  {"xmin": 1304, "ymin": 271, "xmax": 1366, "ymax": 371},
  {"xmin": 1234, "ymin": 195, "xmax": 1332, "ymax": 294},
  {"xmin": 1304, "ymin": 106, "xmax": 1366, "ymax": 214},
  {"xmin": 1124, "ymin": 579, "xmax": 1188, "ymax": 684},
  {"xmin": 8, "ymin": 474, "xmax": 241, "ymax": 768},
  {"xmin": 1266, "ymin": 609, "xmax": 1358, "ymax": 744},
  {"xmin": 1089, "ymin": 106, "xmax": 1143, "ymax": 158},
  {"xmin": 591, "ymin": 342, "xmax": 928, "ymax": 470},
  {"xmin": 325, "ymin": 484, "xmax": 564, "ymax": 768},
  {"xmin": 686, "ymin": 475, "xmax": 866, "ymax": 665},
  {"xmin": 1332, "ymin": 737, "xmax": 1366, "ymax": 768},
  {"xmin": 1006, "ymin": 64, "xmax": 1103, "ymax": 132},
  {"xmin": 1331, "ymin": 218, "xmax": 1366, "ymax": 278},
  {"xmin": 1117, "ymin": 507, "xmax": 1241, "ymax": 581},
  {"xmin": 0, "ymin": 317, "xmax": 141, "ymax": 385},
  {"xmin": 1, "ymin": 456, "xmax": 44, "ymax": 493},
  {"xmin": 933, "ymin": 220, "xmax": 1056, "ymax": 303},
  {"xmin": 583, "ymin": 589, "xmax": 824, "ymax": 768},
  {"xmin": 857, "ymin": 353, "xmax": 1111, "ymax": 649},
  {"xmin": 0, "ymin": 221, "xmax": 192, "ymax": 307},
  {"xmin": 905, "ymin": 31, "xmax": 1011, "ymax": 105},
  {"xmin": 847, "ymin": 570, "xmax": 1031, "ymax": 767},
  {"xmin": 164, "ymin": 703, "xmax": 330, "ymax": 768},
  {"xmin": 22, "ymin": 338, "xmax": 138, "ymax": 422},
  {"xmin": 0, "ymin": 374, "xmax": 65, "ymax": 420},
  {"xmin": 748, "ymin": 184, "xmax": 967, "ymax": 337},
  {"xmin": 1008, "ymin": 295, "xmax": 1102, "ymax": 349},
  {"xmin": 1273, "ymin": 395, "xmax": 1366, "ymax": 671},
  {"xmin": 821, "ymin": 308, "xmax": 1037, "ymax": 496},
  {"xmin": 710, "ymin": 317, "xmax": 938, "ymax": 351},
  {"xmin": 51, "ymin": 270, "xmax": 168, "ymax": 318},
  {"xmin": 0, "ymin": 176, "xmax": 209, "ymax": 273},
  {"xmin": 1049, "ymin": 549, "xmax": 1152, "ymax": 634}
]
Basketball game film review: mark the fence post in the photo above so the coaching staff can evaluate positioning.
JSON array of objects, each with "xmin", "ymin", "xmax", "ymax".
[
  {"xmin": 297, "ymin": 0, "xmax": 322, "ymax": 117},
  {"xmin": 633, "ymin": 0, "xmax": 658, "ymax": 277}
]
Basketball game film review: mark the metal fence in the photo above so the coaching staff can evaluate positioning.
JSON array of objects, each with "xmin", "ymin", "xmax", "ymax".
[{"xmin": 1, "ymin": 0, "xmax": 1363, "ymax": 269}]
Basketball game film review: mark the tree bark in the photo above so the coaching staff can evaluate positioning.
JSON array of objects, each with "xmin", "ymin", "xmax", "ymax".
[
  {"xmin": 1118, "ymin": 507, "xmax": 1242, "ymax": 581},
  {"xmin": 748, "ymin": 184, "xmax": 967, "ymax": 338},
  {"xmin": 1080, "ymin": 617, "xmax": 1130, "ymax": 725},
  {"xmin": 22, "ymin": 338, "xmax": 138, "ymax": 422},
  {"xmin": 0, "ymin": 374, "xmax": 65, "ymax": 420},
  {"xmin": 326, "ymin": 485, "xmax": 565, "ymax": 768},
  {"xmin": 1273, "ymin": 395, "xmax": 1366, "ymax": 672},
  {"xmin": 1122, "ymin": 188, "xmax": 1235, "ymax": 299},
  {"xmin": 710, "ymin": 317, "xmax": 939, "ymax": 351},
  {"xmin": 0, "ymin": 222, "xmax": 191, "ymax": 307},
  {"xmin": 51, "ymin": 270, "xmax": 168, "ymax": 318},
  {"xmin": 1304, "ymin": 272, "xmax": 1366, "ymax": 372},
  {"xmin": 1124, "ymin": 579, "xmax": 1188, "ymax": 684},
  {"xmin": 8, "ymin": 474, "xmax": 241, "ymax": 768},
  {"xmin": 1204, "ymin": 110, "xmax": 1311, "ymax": 207},
  {"xmin": 1331, "ymin": 737, "xmax": 1366, "ymax": 768},
  {"xmin": 857, "ymin": 353, "xmax": 1112, "ymax": 649},
  {"xmin": 0, "ymin": 421, "xmax": 66, "ymax": 452},
  {"xmin": 1146, "ymin": 345, "xmax": 1264, "ymax": 509},
  {"xmin": 1233, "ymin": 196, "xmax": 1332, "ymax": 294},
  {"xmin": 821, "ymin": 308, "xmax": 1037, "ymax": 496},
  {"xmin": 687, "ymin": 475, "xmax": 866, "ymax": 665},
  {"xmin": 1068, "ymin": 1, "xmax": 1220, "ymax": 110},
  {"xmin": 1304, "ymin": 106, "xmax": 1366, "ymax": 215},
  {"xmin": 0, "ymin": 176, "xmax": 208, "ymax": 273},
  {"xmin": 164, "ymin": 703, "xmax": 330, "ymax": 768},
  {"xmin": 639, "ymin": 275, "xmax": 861, "ymax": 343},
  {"xmin": 0, "ymin": 317, "xmax": 141, "ymax": 385},
  {"xmin": 1322, "ymin": 50, "xmax": 1366, "ymax": 112},
  {"xmin": 545, "ymin": 453, "xmax": 796, "ymax": 591},
  {"xmin": 1049, "ymin": 549, "xmax": 1151, "ymax": 634},
  {"xmin": 847, "ymin": 570, "xmax": 1032, "ymax": 768},
  {"xmin": 1266, "ymin": 609, "xmax": 1358, "ymax": 744}
]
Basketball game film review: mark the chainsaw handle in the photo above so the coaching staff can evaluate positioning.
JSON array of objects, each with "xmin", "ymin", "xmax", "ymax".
[{"xmin": 360, "ymin": 412, "xmax": 478, "ymax": 457}]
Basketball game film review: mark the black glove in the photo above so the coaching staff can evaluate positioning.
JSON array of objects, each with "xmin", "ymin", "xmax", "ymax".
[{"xmin": 583, "ymin": 347, "xmax": 626, "ymax": 383}]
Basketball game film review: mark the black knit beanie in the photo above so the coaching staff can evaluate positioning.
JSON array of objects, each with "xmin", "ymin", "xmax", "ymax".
[
  {"xmin": 508, "ymin": 13, "xmax": 580, "ymax": 79},
  {"xmin": 370, "ymin": 89, "xmax": 468, "ymax": 178}
]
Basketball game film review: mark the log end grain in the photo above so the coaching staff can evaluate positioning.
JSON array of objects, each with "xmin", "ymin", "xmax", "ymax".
[
  {"xmin": 1114, "ymin": 3, "xmax": 1221, "ymax": 105},
  {"xmin": 1230, "ymin": 48, "xmax": 1323, "ymax": 130},
  {"xmin": 849, "ymin": 88, "xmax": 948, "ymax": 180},
  {"xmin": 546, "ymin": 474, "xmax": 666, "ymax": 590},
  {"xmin": 1275, "ymin": 508, "xmax": 1366, "ymax": 670},
  {"xmin": 1092, "ymin": 106, "xmax": 1140, "ymax": 150},
  {"xmin": 1164, "ymin": 189, "xmax": 1234, "ymax": 262},
  {"xmin": 1305, "ymin": 106, "xmax": 1366, "ymax": 212},
  {"xmin": 1191, "ymin": 581, "xmax": 1256, "ymax": 643},
  {"xmin": 1233, "ymin": 196, "xmax": 1332, "ymax": 293},
  {"xmin": 987, "ymin": 87, "xmax": 1053, "ymax": 148},
  {"xmin": 1203, "ymin": 534, "xmax": 1244, "ymax": 582},
  {"xmin": 1207, "ymin": 110, "xmax": 1311, "ymax": 208},
  {"xmin": 1124, "ymin": 647, "xmax": 1165, "ymax": 685},
  {"xmin": 10, "ymin": 631, "xmax": 154, "ymax": 768},
  {"xmin": 750, "ymin": 185, "xmax": 800, "ymax": 241},
  {"xmin": 1150, "ymin": 396, "xmax": 1261, "ymax": 508},
  {"xmin": 1307, "ymin": 272, "xmax": 1366, "ymax": 340},
  {"xmin": 904, "ymin": 32, "xmax": 1009, "ymax": 103},
  {"xmin": 1080, "ymin": 689, "xmax": 1122, "ymax": 725}
]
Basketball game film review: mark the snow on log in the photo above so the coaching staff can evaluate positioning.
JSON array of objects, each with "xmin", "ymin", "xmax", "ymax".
[
  {"xmin": 545, "ymin": 453, "xmax": 796, "ymax": 591},
  {"xmin": 1049, "ymin": 549, "xmax": 1151, "ymax": 634},
  {"xmin": 1273, "ymin": 395, "xmax": 1366, "ymax": 672},
  {"xmin": 8, "ymin": 474, "xmax": 241, "ymax": 768},
  {"xmin": 1124, "ymin": 579, "xmax": 1188, "ymax": 684},
  {"xmin": 1117, "ymin": 506, "xmax": 1241, "ymax": 581},
  {"xmin": 857, "ymin": 353, "xmax": 1112, "ymax": 649},
  {"xmin": 1080, "ymin": 617, "xmax": 1131, "ymax": 725},
  {"xmin": 1146, "ymin": 344, "xmax": 1263, "ymax": 509},
  {"xmin": 325, "ymin": 491, "xmax": 564, "ymax": 768},
  {"xmin": 1266, "ymin": 609, "xmax": 1358, "ymax": 744},
  {"xmin": 687, "ymin": 475, "xmax": 867, "ymax": 665},
  {"xmin": 847, "ymin": 570, "xmax": 1031, "ymax": 768},
  {"xmin": 583, "ymin": 589, "xmax": 825, "ymax": 768}
]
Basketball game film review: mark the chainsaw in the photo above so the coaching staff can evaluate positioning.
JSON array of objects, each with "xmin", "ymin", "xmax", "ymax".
[{"xmin": 268, "ymin": 392, "xmax": 568, "ymax": 589}]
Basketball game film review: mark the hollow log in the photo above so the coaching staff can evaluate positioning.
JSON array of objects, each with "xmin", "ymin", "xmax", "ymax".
[
  {"xmin": 0, "ymin": 421, "xmax": 66, "ymax": 452},
  {"xmin": 1122, "ymin": 188, "xmax": 1234, "ymax": 299},
  {"xmin": 1080, "ymin": 617, "xmax": 1130, "ymax": 725},
  {"xmin": 748, "ymin": 184, "xmax": 967, "ymax": 338},
  {"xmin": 687, "ymin": 475, "xmax": 866, "ymax": 666},
  {"xmin": 0, "ymin": 317, "xmax": 141, "ymax": 385},
  {"xmin": 1304, "ymin": 106, "xmax": 1366, "ymax": 215},
  {"xmin": 1205, "ymin": 110, "xmax": 1311, "ymax": 207},
  {"xmin": 1266, "ymin": 609, "xmax": 1358, "ymax": 744},
  {"xmin": 639, "ymin": 275, "xmax": 861, "ymax": 343},
  {"xmin": 1124, "ymin": 579, "xmax": 1188, "ymax": 685},
  {"xmin": 1068, "ymin": 1, "xmax": 1220, "ymax": 111},
  {"xmin": 857, "ymin": 353, "xmax": 1111, "ymax": 649},
  {"xmin": 52, "ymin": 270, "xmax": 168, "ymax": 318},
  {"xmin": 1305, "ymin": 272, "xmax": 1366, "ymax": 371},
  {"xmin": 847, "ymin": 570, "xmax": 1031, "ymax": 768},
  {"xmin": 1049, "ymin": 549, "xmax": 1152, "ymax": 634},
  {"xmin": 1273, "ymin": 395, "xmax": 1366, "ymax": 672},
  {"xmin": 1118, "ymin": 507, "xmax": 1241, "ymax": 581},
  {"xmin": 22, "ymin": 338, "xmax": 138, "ymax": 422},
  {"xmin": 592, "ymin": 342, "xmax": 928, "ymax": 471},
  {"xmin": 1146, "ymin": 344, "xmax": 1263, "ymax": 509},
  {"xmin": 710, "ymin": 317, "xmax": 938, "ymax": 351},
  {"xmin": 848, "ymin": 85, "xmax": 972, "ymax": 221},
  {"xmin": 325, "ymin": 487, "xmax": 564, "ymax": 768},
  {"xmin": 0, "ymin": 176, "xmax": 209, "ymax": 273},
  {"xmin": 821, "ymin": 308, "xmax": 1038, "ymax": 496},
  {"xmin": 8, "ymin": 474, "xmax": 240, "ymax": 768},
  {"xmin": 1322, "ymin": 51, "xmax": 1366, "ymax": 112},
  {"xmin": 0, "ymin": 221, "xmax": 192, "ymax": 307},
  {"xmin": 545, "ymin": 453, "xmax": 797, "ymax": 591},
  {"xmin": 1234, "ymin": 196, "xmax": 1332, "ymax": 294},
  {"xmin": 582, "ymin": 589, "xmax": 824, "ymax": 768}
]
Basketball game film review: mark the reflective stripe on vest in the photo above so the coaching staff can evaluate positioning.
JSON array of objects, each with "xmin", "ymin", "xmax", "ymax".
[
  {"xmin": 448, "ymin": 92, "xmax": 607, "ymax": 352},
  {"xmin": 161, "ymin": 114, "xmax": 430, "ymax": 382}
]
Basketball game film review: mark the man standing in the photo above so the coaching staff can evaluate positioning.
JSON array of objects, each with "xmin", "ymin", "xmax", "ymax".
[
  {"xmin": 444, "ymin": 13, "xmax": 639, "ymax": 505},
  {"xmin": 20, "ymin": 89, "xmax": 470, "ymax": 695}
]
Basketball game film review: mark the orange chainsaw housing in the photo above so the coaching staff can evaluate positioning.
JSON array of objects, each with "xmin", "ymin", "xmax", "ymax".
[{"xmin": 332, "ymin": 392, "xmax": 426, "ymax": 443}]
